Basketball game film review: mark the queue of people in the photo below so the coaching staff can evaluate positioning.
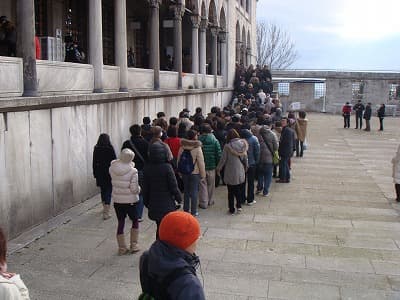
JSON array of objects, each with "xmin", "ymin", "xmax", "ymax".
[{"xmin": 342, "ymin": 100, "xmax": 386, "ymax": 131}]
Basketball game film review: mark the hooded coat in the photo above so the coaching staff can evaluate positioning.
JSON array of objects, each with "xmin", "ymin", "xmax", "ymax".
[
  {"xmin": 143, "ymin": 142, "xmax": 182, "ymax": 222},
  {"xmin": 92, "ymin": 144, "xmax": 116, "ymax": 187},
  {"xmin": 177, "ymin": 139, "xmax": 206, "ymax": 178},
  {"xmin": 392, "ymin": 145, "xmax": 400, "ymax": 184},
  {"xmin": 139, "ymin": 241, "xmax": 205, "ymax": 300},
  {"xmin": 240, "ymin": 129, "xmax": 260, "ymax": 166},
  {"xmin": 258, "ymin": 126, "xmax": 279, "ymax": 164},
  {"xmin": 216, "ymin": 138, "xmax": 248, "ymax": 185},
  {"xmin": 109, "ymin": 150, "xmax": 140, "ymax": 204},
  {"xmin": 0, "ymin": 274, "xmax": 30, "ymax": 300}
]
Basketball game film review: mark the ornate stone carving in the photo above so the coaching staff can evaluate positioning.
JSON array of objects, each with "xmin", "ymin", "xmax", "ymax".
[
  {"xmin": 191, "ymin": 14, "xmax": 200, "ymax": 28},
  {"xmin": 219, "ymin": 31, "xmax": 227, "ymax": 43},
  {"xmin": 200, "ymin": 17, "xmax": 208, "ymax": 31},
  {"xmin": 171, "ymin": 4, "xmax": 185, "ymax": 20},
  {"xmin": 147, "ymin": 0, "xmax": 161, "ymax": 8},
  {"xmin": 210, "ymin": 26, "xmax": 219, "ymax": 37}
]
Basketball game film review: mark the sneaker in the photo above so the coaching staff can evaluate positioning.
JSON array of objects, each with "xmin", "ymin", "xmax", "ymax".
[
  {"xmin": 138, "ymin": 218, "xmax": 143, "ymax": 222},
  {"xmin": 262, "ymin": 194, "xmax": 268, "ymax": 197},
  {"xmin": 246, "ymin": 201, "xmax": 256, "ymax": 206},
  {"xmin": 236, "ymin": 208, "xmax": 242, "ymax": 214},
  {"xmin": 255, "ymin": 190, "xmax": 262, "ymax": 195},
  {"xmin": 193, "ymin": 212, "xmax": 199, "ymax": 217}
]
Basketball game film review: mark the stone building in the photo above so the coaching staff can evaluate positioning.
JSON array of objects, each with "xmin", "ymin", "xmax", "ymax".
[{"xmin": 0, "ymin": 0, "xmax": 258, "ymax": 237}]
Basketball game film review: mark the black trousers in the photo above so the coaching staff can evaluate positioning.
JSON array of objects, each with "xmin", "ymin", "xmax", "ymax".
[
  {"xmin": 227, "ymin": 184, "xmax": 244, "ymax": 213},
  {"xmin": 246, "ymin": 166, "xmax": 257, "ymax": 203},
  {"xmin": 379, "ymin": 117, "xmax": 384, "ymax": 130},
  {"xmin": 395, "ymin": 184, "xmax": 400, "ymax": 201},
  {"xmin": 343, "ymin": 115, "xmax": 350, "ymax": 128},
  {"xmin": 296, "ymin": 140, "xmax": 304, "ymax": 157},
  {"xmin": 355, "ymin": 114, "xmax": 362, "ymax": 129}
]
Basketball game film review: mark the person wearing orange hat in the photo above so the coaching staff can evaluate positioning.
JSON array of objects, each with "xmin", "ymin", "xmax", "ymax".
[{"xmin": 139, "ymin": 211, "xmax": 205, "ymax": 300}]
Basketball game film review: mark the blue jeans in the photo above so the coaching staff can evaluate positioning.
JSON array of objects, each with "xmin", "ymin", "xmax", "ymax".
[
  {"xmin": 279, "ymin": 157, "xmax": 290, "ymax": 181},
  {"xmin": 182, "ymin": 174, "xmax": 201, "ymax": 215},
  {"xmin": 136, "ymin": 193, "xmax": 144, "ymax": 219},
  {"xmin": 257, "ymin": 163, "xmax": 273, "ymax": 195},
  {"xmin": 100, "ymin": 185, "xmax": 112, "ymax": 205}
]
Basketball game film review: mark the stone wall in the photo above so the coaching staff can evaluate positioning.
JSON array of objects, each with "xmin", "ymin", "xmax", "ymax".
[{"xmin": 0, "ymin": 89, "xmax": 231, "ymax": 238}]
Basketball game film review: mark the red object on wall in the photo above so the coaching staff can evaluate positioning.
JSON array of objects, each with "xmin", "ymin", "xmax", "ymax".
[{"xmin": 35, "ymin": 36, "xmax": 41, "ymax": 59}]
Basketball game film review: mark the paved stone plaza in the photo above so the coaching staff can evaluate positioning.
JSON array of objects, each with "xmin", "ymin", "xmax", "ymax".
[{"xmin": 7, "ymin": 113, "xmax": 400, "ymax": 300}]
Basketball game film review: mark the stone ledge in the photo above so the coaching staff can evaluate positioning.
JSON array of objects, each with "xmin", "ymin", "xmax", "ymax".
[{"xmin": 0, "ymin": 87, "xmax": 233, "ymax": 112}]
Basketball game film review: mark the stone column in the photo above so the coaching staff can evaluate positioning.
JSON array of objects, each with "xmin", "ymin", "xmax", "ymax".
[
  {"xmin": 115, "ymin": 0, "xmax": 128, "ymax": 92},
  {"xmin": 89, "ymin": 0, "xmax": 104, "ymax": 93},
  {"xmin": 148, "ymin": 0, "xmax": 161, "ymax": 90},
  {"xmin": 199, "ymin": 18, "xmax": 207, "ymax": 87},
  {"xmin": 172, "ymin": 4, "xmax": 184, "ymax": 89},
  {"xmin": 191, "ymin": 15, "xmax": 200, "ymax": 88},
  {"xmin": 210, "ymin": 26, "xmax": 218, "ymax": 87},
  {"xmin": 236, "ymin": 41, "xmax": 242, "ymax": 65},
  {"xmin": 16, "ymin": 0, "xmax": 38, "ymax": 97},
  {"xmin": 247, "ymin": 47, "xmax": 252, "ymax": 67},
  {"xmin": 219, "ymin": 31, "xmax": 227, "ymax": 87}
]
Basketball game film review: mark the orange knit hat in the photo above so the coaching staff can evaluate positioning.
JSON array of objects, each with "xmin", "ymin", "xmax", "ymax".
[{"xmin": 159, "ymin": 211, "xmax": 201, "ymax": 250}]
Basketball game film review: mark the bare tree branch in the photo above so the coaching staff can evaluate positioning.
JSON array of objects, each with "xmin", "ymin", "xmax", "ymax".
[{"xmin": 256, "ymin": 21, "xmax": 298, "ymax": 70}]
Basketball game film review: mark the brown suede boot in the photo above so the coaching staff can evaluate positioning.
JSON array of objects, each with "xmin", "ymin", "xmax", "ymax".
[
  {"xmin": 116, "ymin": 234, "xmax": 129, "ymax": 255},
  {"xmin": 103, "ymin": 204, "xmax": 111, "ymax": 220},
  {"xmin": 129, "ymin": 228, "xmax": 140, "ymax": 253}
]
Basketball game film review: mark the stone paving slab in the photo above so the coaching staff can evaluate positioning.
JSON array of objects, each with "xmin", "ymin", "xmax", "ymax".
[{"xmin": 7, "ymin": 113, "xmax": 400, "ymax": 299}]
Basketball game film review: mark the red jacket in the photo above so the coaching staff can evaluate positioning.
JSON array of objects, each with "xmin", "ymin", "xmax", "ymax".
[
  {"xmin": 342, "ymin": 104, "xmax": 352, "ymax": 114},
  {"xmin": 164, "ymin": 137, "xmax": 181, "ymax": 158}
]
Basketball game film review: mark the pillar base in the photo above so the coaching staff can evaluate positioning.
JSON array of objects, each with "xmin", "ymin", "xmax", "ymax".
[
  {"xmin": 119, "ymin": 88, "xmax": 128, "ymax": 92},
  {"xmin": 93, "ymin": 88, "xmax": 104, "ymax": 93},
  {"xmin": 23, "ymin": 90, "xmax": 39, "ymax": 97}
]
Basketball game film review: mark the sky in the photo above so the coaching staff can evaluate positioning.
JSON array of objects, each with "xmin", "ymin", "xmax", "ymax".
[{"xmin": 256, "ymin": 0, "xmax": 400, "ymax": 70}]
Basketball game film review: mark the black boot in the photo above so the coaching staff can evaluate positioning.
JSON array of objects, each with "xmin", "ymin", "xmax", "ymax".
[{"xmin": 395, "ymin": 184, "xmax": 400, "ymax": 202}]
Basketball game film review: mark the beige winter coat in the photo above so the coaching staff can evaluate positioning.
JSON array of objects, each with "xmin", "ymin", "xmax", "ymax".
[
  {"xmin": 295, "ymin": 118, "xmax": 308, "ymax": 142},
  {"xmin": 109, "ymin": 149, "xmax": 140, "ymax": 204},
  {"xmin": 0, "ymin": 274, "xmax": 30, "ymax": 300},
  {"xmin": 177, "ymin": 139, "xmax": 206, "ymax": 179},
  {"xmin": 392, "ymin": 144, "xmax": 400, "ymax": 184}
]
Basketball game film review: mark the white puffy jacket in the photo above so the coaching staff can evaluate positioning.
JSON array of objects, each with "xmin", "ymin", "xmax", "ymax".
[
  {"xmin": 0, "ymin": 274, "xmax": 30, "ymax": 300},
  {"xmin": 392, "ymin": 144, "xmax": 400, "ymax": 184},
  {"xmin": 109, "ymin": 152, "xmax": 141, "ymax": 204}
]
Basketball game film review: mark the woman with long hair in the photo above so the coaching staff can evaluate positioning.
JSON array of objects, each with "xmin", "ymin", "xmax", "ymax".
[
  {"xmin": 93, "ymin": 133, "xmax": 117, "ymax": 220},
  {"xmin": 0, "ymin": 228, "xmax": 30, "ymax": 299}
]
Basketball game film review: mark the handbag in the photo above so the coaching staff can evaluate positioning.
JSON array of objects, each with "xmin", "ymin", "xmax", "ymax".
[{"xmin": 261, "ymin": 132, "xmax": 279, "ymax": 165}]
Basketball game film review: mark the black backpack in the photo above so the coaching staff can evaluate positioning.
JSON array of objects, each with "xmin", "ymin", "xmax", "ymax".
[{"xmin": 139, "ymin": 254, "xmax": 193, "ymax": 300}]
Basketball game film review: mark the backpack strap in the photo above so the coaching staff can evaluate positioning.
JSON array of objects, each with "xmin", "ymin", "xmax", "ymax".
[{"xmin": 128, "ymin": 139, "xmax": 146, "ymax": 163}]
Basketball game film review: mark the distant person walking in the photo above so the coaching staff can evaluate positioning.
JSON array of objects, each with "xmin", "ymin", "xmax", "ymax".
[
  {"xmin": 295, "ymin": 111, "xmax": 308, "ymax": 157},
  {"xmin": 392, "ymin": 144, "xmax": 400, "ymax": 203},
  {"xmin": 342, "ymin": 102, "xmax": 352, "ymax": 128},
  {"xmin": 363, "ymin": 103, "xmax": 372, "ymax": 131},
  {"xmin": 92, "ymin": 133, "xmax": 116, "ymax": 220},
  {"xmin": 353, "ymin": 100, "xmax": 365, "ymax": 129},
  {"xmin": 377, "ymin": 103, "xmax": 385, "ymax": 131}
]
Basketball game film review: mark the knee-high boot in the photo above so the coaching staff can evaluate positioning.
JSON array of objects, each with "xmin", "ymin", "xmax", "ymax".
[
  {"xmin": 130, "ymin": 228, "xmax": 140, "ymax": 253},
  {"xmin": 116, "ymin": 234, "xmax": 129, "ymax": 255}
]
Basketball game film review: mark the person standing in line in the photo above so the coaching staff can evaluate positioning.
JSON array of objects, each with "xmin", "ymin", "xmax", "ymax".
[
  {"xmin": 377, "ymin": 103, "xmax": 386, "ymax": 131},
  {"xmin": 392, "ymin": 144, "xmax": 400, "ymax": 203},
  {"xmin": 109, "ymin": 149, "xmax": 141, "ymax": 255},
  {"xmin": 342, "ymin": 102, "xmax": 352, "ymax": 128},
  {"xmin": 277, "ymin": 118, "xmax": 295, "ymax": 183},
  {"xmin": 363, "ymin": 103, "xmax": 372, "ymax": 131},
  {"xmin": 121, "ymin": 125, "xmax": 149, "ymax": 222},
  {"xmin": 295, "ymin": 111, "xmax": 308, "ymax": 157},
  {"xmin": 198, "ymin": 124, "xmax": 222, "ymax": 208},
  {"xmin": 240, "ymin": 126, "xmax": 260, "ymax": 205},
  {"xmin": 257, "ymin": 118, "xmax": 278, "ymax": 196},
  {"xmin": 138, "ymin": 211, "xmax": 205, "ymax": 300},
  {"xmin": 0, "ymin": 228, "xmax": 30, "ymax": 299},
  {"xmin": 143, "ymin": 140, "xmax": 182, "ymax": 239},
  {"xmin": 93, "ymin": 133, "xmax": 117, "ymax": 220},
  {"xmin": 353, "ymin": 100, "xmax": 365, "ymax": 129},
  {"xmin": 216, "ymin": 129, "xmax": 248, "ymax": 215},
  {"xmin": 177, "ymin": 130, "xmax": 206, "ymax": 216}
]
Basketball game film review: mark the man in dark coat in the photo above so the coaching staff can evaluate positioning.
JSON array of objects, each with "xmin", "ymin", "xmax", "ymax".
[
  {"xmin": 353, "ymin": 100, "xmax": 365, "ymax": 129},
  {"xmin": 377, "ymin": 103, "xmax": 385, "ymax": 131},
  {"xmin": 121, "ymin": 124, "xmax": 149, "ymax": 221},
  {"xmin": 139, "ymin": 211, "xmax": 205, "ymax": 300},
  {"xmin": 363, "ymin": 103, "xmax": 372, "ymax": 131},
  {"xmin": 143, "ymin": 141, "xmax": 182, "ymax": 238},
  {"xmin": 277, "ymin": 117, "xmax": 295, "ymax": 183}
]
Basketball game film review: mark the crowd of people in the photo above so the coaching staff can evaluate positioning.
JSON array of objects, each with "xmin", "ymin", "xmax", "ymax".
[{"xmin": 342, "ymin": 100, "xmax": 386, "ymax": 131}]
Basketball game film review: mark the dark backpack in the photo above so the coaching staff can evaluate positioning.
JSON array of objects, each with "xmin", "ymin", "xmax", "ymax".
[
  {"xmin": 138, "ymin": 253, "xmax": 192, "ymax": 300},
  {"xmin": 177, "ymin": 149, "xmax": 195, "ymax": 174}
]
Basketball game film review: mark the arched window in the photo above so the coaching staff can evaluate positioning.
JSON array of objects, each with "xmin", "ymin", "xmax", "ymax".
[{"xmin": 246, "ymin": 0, "xmax": 249, "ymax": 12}]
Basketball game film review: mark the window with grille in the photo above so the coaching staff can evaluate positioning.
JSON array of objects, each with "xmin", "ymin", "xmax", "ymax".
[
  {"xmin": 352, "ymin": 81, "xmax": 364, "ymax": 100},
  {"xmin": 314, "ymin": 83, "xmax": 326, "ymax": 99},
  {"xmin": 278, "ymin": 82, "xmax": 290, "ymax": 96},
  {"xmin": 389, "ymin": 83, "xmax": 400, "ymax": 100}
]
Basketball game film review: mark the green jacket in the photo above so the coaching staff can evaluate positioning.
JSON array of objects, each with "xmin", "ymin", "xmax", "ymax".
[{"xmin": 199, "ymin": 133, "xmax": 222, "ymax": 170}]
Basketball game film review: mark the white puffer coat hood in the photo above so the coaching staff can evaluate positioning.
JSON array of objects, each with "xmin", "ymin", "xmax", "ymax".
[
  {"xmin": 109, "ymin": 149, "xmax": 140, "ymax": 204},
  {"xmin": 392, "ymin": 144, "xmax": 400, "ymax": 184}
]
